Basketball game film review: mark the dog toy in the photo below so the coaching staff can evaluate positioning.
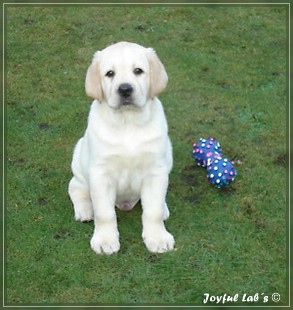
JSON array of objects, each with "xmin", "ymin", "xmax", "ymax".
[{"xmin": 192, "ymin": 137, "xmax": 237, "ymax": 188}]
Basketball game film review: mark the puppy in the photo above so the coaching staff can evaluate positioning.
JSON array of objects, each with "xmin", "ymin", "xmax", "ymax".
[{"xmin": 68, "ymin": 42, "xmax": 175, "ymax": 254}]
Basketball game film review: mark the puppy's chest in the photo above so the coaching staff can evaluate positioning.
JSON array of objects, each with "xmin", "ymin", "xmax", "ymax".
[
  {"xmin": 106, "ymin": 138, "xmax": 159, "ymax": 170},
  {"xmin": 103, "ymin": 130, "xmax": 163, "ymax": 166},
  {"xmin": 105, "ymin": 136, "xmax": 158, "ymax": 199}
]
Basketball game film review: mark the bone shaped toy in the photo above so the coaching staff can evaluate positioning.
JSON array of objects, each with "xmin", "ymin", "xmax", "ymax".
[{"xmin": 192, "ymin": 137, "xmax": 237, "ymax": 188}]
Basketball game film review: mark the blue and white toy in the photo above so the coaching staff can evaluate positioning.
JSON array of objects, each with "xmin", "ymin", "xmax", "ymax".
[{"xmin": 192, "ymin": 137, "xmax": 237, "ymax": 188}]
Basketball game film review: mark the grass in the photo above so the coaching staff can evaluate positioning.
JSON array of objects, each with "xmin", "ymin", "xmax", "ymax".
[{"xmin": 4, "ymin": 4, "xmax": 289, "ymax": 306}]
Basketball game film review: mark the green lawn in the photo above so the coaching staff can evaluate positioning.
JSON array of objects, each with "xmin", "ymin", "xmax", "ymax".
[{"xmin": 5, "ymin": 4, "xmax": 289, "ymax": 306}]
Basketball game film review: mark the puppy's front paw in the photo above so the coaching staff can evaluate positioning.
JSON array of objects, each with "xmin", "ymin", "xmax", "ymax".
[
  {"xmin": 143, "ymin": 228, "xmax": 175, "ymax": 253},
  {"xmin": 90, "ymin": 230, "xmax": 120, "ymax": 255}
]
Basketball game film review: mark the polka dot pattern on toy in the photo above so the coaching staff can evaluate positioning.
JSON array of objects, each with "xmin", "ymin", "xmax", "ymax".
[
  {"xmin": 192, "ymin": 137, "xmax": 237, "ymax": 188},
  {"xmin": 192, "ymin": 138, "xmax": 222, "ymax": 167}
]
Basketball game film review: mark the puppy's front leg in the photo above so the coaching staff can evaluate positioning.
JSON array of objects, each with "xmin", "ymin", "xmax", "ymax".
[
  {"xmin": 89, "ymin": 172, "xmax": 120, "ymax": 255},
  {"xmin": 141, "ymin": 174, "xmax": 175, "ymax": 253}
]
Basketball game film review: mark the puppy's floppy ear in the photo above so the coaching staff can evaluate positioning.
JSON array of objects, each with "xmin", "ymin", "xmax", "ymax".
[
  {"xmin": 147, "ymin": 48, "xmax": 168, "ymax": 98},
  {"xmin": 85, "ymin": 51, "xmax": 103, "ymax": 101}
]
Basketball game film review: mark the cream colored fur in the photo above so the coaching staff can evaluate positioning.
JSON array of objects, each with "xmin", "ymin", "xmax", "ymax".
[{"xmin": 68, "ymin": 42, "xmax": 174, "ymax": 254}]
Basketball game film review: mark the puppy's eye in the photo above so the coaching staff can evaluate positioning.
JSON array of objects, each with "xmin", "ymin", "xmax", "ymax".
[
  {"xmin": 134, "ymin": 68, "xmax": 144, "ymax": 75},
  {"xmin": 105, "ymin": 70, "xmax": 115, "ymax": 78}
]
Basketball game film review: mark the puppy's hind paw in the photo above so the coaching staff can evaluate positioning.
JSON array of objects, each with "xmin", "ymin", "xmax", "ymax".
[{"xmin": 74, "ymin": 208, "xmax": 94, "ymax": 222}]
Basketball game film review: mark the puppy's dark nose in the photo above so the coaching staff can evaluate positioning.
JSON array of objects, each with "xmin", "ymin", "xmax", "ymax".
[{"xmin": 118, "ymin": 83, "xmax": 133, "ymax": 98}]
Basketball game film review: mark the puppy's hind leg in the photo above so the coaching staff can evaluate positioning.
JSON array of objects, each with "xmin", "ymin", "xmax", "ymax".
[{"xmin": 68, "ymin": 177, "xmax": 94, "ymax": 222}]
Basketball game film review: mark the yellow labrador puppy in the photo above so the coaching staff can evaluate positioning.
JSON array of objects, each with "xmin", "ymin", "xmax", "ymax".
[{"xmin": 68, "ymin": 42, "xmax": 174, "ymax": 255}]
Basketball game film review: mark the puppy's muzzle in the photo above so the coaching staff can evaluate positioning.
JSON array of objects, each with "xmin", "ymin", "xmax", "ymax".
[
  {"xmin": 118, "ymin": 83, "xmax": 133, "ymax": 97},
  {"xmin": 118, "ymin": 83, "xmax": 133, "ymax": 106}
]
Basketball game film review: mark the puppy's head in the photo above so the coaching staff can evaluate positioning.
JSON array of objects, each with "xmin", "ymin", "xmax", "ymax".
[{"xmin": 85, "ymin": 42, "xmax": 168, "ymax": 110}]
